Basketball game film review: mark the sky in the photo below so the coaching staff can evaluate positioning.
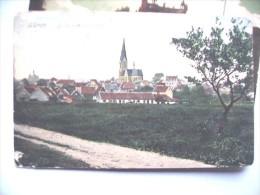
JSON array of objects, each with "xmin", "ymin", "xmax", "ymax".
[{"xmin": 13, "ymin": 0, "xmax": 258, "ymax": 82}]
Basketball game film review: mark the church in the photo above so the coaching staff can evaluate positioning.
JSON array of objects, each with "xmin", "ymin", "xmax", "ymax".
[{"xmin": 118, "ymin": 39, "xmax": 143, "ymax": 83}]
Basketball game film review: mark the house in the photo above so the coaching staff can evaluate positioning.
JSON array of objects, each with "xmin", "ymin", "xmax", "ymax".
[
  {"xmin": 81, "ymin": 86, "xmax": 98, "ymax": 100},
  {"xmin": 89, "ymin": 79, "xmax": 101, "ymax": 90},
  {"xmin": 15, "ymin": 84, "xmax": 37, "ymax": 102},
  {"xmin": 152, "ymin": 85, "xmax": 173, "ymax": 98},
  {"xmin": 70, "ymin": 89, "xmax": 82, "ymax": 101},
  {"xmin": 49, "ymin": 77, "xmax": 58, "ymax": 85},
  {"xmin": 165, "ymin": 76, "xmax": 178, "ymax": 90},
  {"xmin": 56, "ymin": 79, "xmax": 75, "ymax": 88},
  {"xmin": 165, "ymin": 76, "xmax": 185, "ymax": 91},
  {"xmin": 103, "ymin": 83, "xmax": 119, "ymax": 92},
  {"xmin": 75, "ymin": 82, "xmax": 86, "ymax": 94},
  {"xmin": 120, "ymin": 81, "xmax": 136, "ymax": 92},
  {"xmin": 30, "ymin": 87, "xmax": 57, "ymax": 102},
  {"xmin": 97, "ymin": 92, "xmax": 156, "ymax": 104},
  {"xmin": 104, "ymin": 84, "xmax": 119, "ymax": 92},
  {"xmin": 50, "ymin": 86, "xmax": 76, "ymax": 103},
  {"xmin": 51, "ymin": 85, "xmax": 69, "ymax": 95},
  {"xmin": 97, "ymin": 91, "xmax": 179, "ymax": 104}
]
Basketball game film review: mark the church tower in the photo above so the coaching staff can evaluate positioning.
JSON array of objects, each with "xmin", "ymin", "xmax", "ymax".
[
  {"xmin": 118, "ymin": 39, "xmax": 143, "ymax": 83},
  {"xmin": 119, "ymin": 39, "xmax": 128, "ymax": 77}
]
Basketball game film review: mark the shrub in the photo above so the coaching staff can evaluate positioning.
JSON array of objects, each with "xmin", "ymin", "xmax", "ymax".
[{"xmin": 207, "ymin": 137, "xmax": 254, "ymax": 166}]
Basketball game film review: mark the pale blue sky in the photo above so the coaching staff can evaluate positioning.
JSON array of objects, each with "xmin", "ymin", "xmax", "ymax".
[
  {"xmin": 13, "ymin": 11, "xmax": 253, "ymax": 81},
  {"xmin": 14, "ymin": 0, "xmax": 255, "ymax": 80}
]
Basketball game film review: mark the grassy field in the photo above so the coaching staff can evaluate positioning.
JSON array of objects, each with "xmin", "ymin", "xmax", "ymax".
[
  {"xmin": 14, "ymin": 101, "xmax": 254, "ymax": 167},
  {"xmin": 14, "ymin": 137, "xmax": 90, "ymax": 168}
]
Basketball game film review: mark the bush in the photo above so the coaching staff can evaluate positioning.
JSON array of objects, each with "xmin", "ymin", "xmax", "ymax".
[
  {"xmin": 206, "ymin": 137, "xmax": 254, "ymax": 166},
  {"xmin": 195, "ymin": 117, "xmax": 219, "ymax": 140}
]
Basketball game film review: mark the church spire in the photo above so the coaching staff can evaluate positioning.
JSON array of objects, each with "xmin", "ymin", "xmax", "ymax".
[
  {"xmin": 119, "ymin": 38, "xmax": 128, "ymax": 77},
  {"xmin": 120, "ymin": 38, "xmax": 127, "ymax": 62}
]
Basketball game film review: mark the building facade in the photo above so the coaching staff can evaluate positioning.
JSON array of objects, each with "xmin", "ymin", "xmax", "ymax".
[{"xmin": 118, "ymin": 39, "xmax": 143, "ymax": 83}]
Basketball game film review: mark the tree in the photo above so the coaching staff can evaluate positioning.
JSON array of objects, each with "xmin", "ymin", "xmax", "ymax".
[
  {"xmin": 20, "ymin": 78, "xmax": 29, "ymax": 86},
  {"xmin": 37, "ymin": 79, "xmax": 48, "ymax": 86},
  {"xmin": 138, "ymin": 85, "xmax": 154, "ymax": 92},
  {"xmin": 171, "ymin": 17, "xmax": 253, "ymax": 135},
  {"xmin": 152, "ymin": 73, "xmax": 164, "ymax": 83}
]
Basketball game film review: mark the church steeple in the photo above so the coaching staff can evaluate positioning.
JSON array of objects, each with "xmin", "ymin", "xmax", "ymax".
[
  {"xmin": 119, "ymin": 38, "xmax": 128, "ymax": 77},
  {"xmin": 120, "ymin": 38, "xmax": 127, "ymax": 62}
]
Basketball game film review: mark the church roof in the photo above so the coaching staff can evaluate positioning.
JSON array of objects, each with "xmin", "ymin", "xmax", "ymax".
[
  {"xmin": 131, "ymin": 69, "xmax": 143, "ymax": 77},
  {"xmin": 124, "ymin": 69, "xmax": 143, "ymax": 77}
]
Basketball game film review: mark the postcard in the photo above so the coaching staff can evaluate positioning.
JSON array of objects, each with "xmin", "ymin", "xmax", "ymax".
[
  {"xmin": 13, "ymin": 11, "xmax": 255, "ymax": 169},
  {"xmin": 29, "ymin": 0, "xmax": 188, "ymax": 13}
]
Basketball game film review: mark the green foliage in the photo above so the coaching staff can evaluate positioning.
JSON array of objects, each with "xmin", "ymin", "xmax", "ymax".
[
  {"xmin": 207, "ymin": 137, "xmax": 254, "ymax": 166},
  {"xmin": 37, "ymin": 79, "xmax": 48, "ymax": 86},
  {"xmin": 14, "ymin": 101, "xmax": 254, "ymax": 167},
  {"xmin": 175, "ymin": 85, "xmax": 212, "ymax": 105},
  {"xmin": 137, "ymin": 85, "xmax": 154, "ymax": 92},
  {"xmin": 171, "ymin": 17, "xmax": 254, "ymax": 134},
  {"xmin": 152, "ymin": 73, "xmax": 164, "ymax": 83}
]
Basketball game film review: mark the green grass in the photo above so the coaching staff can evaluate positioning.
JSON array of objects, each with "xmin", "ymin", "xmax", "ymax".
[
  {"xmin": 14, "ymin": 101, "xmax": 254, "ymax": 167},
  {"xmin": 14, "ymin": 137, "xmax": 90, "ymax": 168}
]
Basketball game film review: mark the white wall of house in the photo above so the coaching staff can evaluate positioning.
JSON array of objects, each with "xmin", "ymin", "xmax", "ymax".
[{"xmin": 30, "ymin": 88, "xmax": 49, "ymax": 102}]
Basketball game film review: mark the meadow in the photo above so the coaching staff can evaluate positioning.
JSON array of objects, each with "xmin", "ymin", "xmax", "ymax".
[
  {"xmin": 14, "ymin": 100, "xmax": 254, "ymax": 167},
  {"xmin": 14, "ymin": 137, "xmax": 90, "ymax": 168}
]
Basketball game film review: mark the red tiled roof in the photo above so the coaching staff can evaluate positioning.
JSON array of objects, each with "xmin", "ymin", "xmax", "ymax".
[
  {"xmin": 100, "ymin": 92, "xmax": 155, "ymax": 101},
  {"xmin": 75, "ymin": 82, "xmax": 85, "ymax": 87},
  {"xmin": 51, "ymin": 86, "xmax": 69, "ymax": 95},
  {"xmin": 24, "ymin": 84, "xmax": 37, "ymax": 94},
  {"xmin": 57, "ymin": 79, "xmax": 75, "ymax": 85},
  {"xmin": 121, "ymin": 82, "xmax": 136, "ymax": 90},
  {"xmin": 153, "ymin": 85, "xmax": 169, "ymax": 93},
  {"xmin": 104, "ymin": 80, "xmax": 111, "ymax": 84},
  {"xmin": 50, "ymin": 77, "xmax": 58, "ymax": 82},
  {"xmin": 41, "ymin": 87, "xmax": 56, "ymax": 97},
  {"xmin": 81, "ymin": 86, "xmax": 96, "ymax": 95}
]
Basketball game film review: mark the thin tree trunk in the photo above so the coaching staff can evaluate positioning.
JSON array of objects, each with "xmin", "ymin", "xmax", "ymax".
[{"xmin": 213, "ymin": 107, "xmax": 230, "ymax": 136}]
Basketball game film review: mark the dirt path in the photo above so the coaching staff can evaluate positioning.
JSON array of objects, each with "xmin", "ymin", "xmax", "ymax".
[{"xmin": 14, "ymin": 124, "xmax": 215, "ymax": 169}]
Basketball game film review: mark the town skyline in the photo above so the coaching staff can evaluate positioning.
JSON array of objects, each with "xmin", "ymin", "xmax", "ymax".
[
  {"xmin": 13, "ymin": 12, "xmax": 252, "ymax": 82},
  {"xmin": 12, "ymin": 13, "xmax": 199, "ymax": 81}
]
